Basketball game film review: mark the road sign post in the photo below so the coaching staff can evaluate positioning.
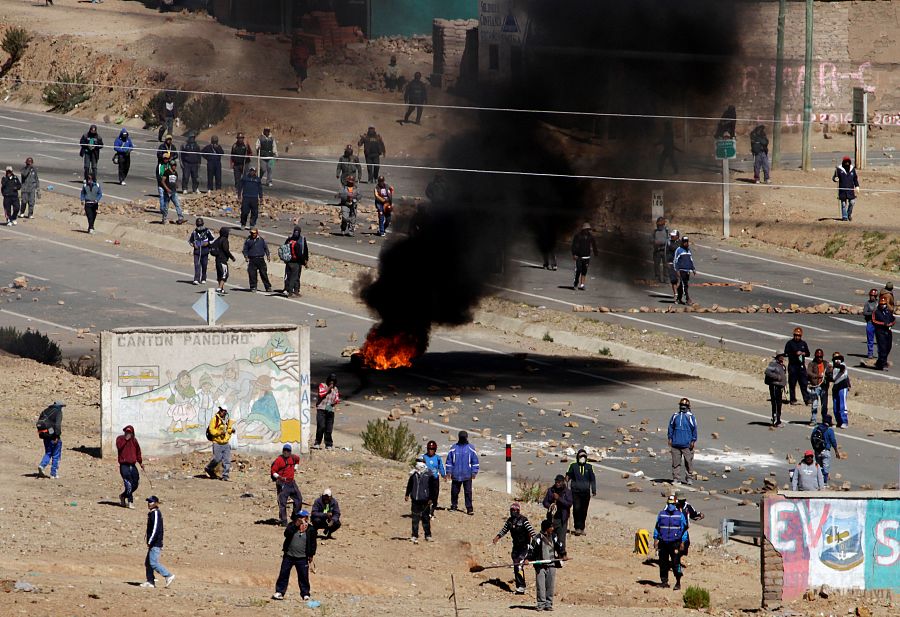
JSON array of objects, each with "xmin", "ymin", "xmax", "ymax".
[
  {"xmin": 715, "ymin": 140, "xmax": 736, "ymax": 239},
  {"xmin": 853, "ymin": 87, "xmax": 868, "ymax": 169},
  {"xmin": 192, "ymin": 289, "xmax": 229, "ymax": 325}
]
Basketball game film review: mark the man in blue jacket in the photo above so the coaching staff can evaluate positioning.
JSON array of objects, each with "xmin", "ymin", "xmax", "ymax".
[
  {"xmin": 113, "ymin": 129, "xmax": 133, "ymax": 185},
  {"xmin": 653, "ymin": 494, "xmax": 688, "ymax": 590},
  {"xmin": 141, "ymin": 495, "xmax": 175, "ymax": 588},
  {"xmin": 668, "ymin": 398, "xmax": 697, "ymax": 485},
  {"xmin": 445, "ymin": 430, "xmax": 479, "ymax": 515}
]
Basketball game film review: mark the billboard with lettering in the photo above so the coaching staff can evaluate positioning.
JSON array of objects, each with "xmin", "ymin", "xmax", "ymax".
[
  {"xmin": 100, "ymin": 325, "xmax": 310, "ymax": 457},
  {"xmin": 765, "ymin": 495, "xmax": 900, "ymax": 600}
]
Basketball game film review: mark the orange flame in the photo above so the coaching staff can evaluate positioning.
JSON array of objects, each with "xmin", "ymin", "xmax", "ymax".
[{"xmin": 360, "ymin": 327, "xmax": 420, "ymax": 370}]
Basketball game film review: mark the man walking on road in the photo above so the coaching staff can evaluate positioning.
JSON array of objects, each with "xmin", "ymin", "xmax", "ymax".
[
  {"xmin": 764, "ymin": 352, "xmax": 787, "ymax": 427},
  {"xmin": 116, "ymin": 425, "xmax": 143, "ymax": 508},
  {"xmin": 231, "ymin": 133, "xmax": 253, "ymax": 197},
  {"xmin": 806, "ymin": 348, "xmax": 830, "ymax": 425},
  {"xmin": 358, "ymin": 126, "xmax": 386, "ymax": 183},
  {"xmin": 280, "ymin": 225, "xmax": 308, "ymax": 298},
  {"xmin": 80, "ymin": 174, "xmax": 103, "ymax": 234},
  {"xmin": 542, "ymin": 474, "xmax": 573, "ymax": 550},
  {"xmin": 571, "ymin": 223, "xmax": 598, "ymax": 290},
  {"xmin": 811, "ymin": 415, "xmax": 840, "ymax": 487},
  {"xmin": 784, "ymin": 327, "xmax": 811, "ymax": 405},
  {"xmin": 242, "ymin": 228, "xmax": 272, "ymax": 293},
  {"xmin": 831, "ymin": 352, "xmax": 851, "ymax": 428},
  {"xmin": 188, "ymin": 218, "xmax": 214, "ymax": 285},
  {"xmin": 668, "ymin": 398, "xmax": 697, "ymax": 485},
  {"xmin": 212, "ymin": 227, "xmax": 235, "ymax": 296},
  {"xmin": 673, "ymin": 236, "xmax": 696, "ymax": 305},
  {"xmin": 79, "ymin": 124, "xmax": 103, "ymax": 181},
  {"xmin": 239, "ymin": 168, "xmax": 264, "ymax": 229},
  {"xmin": 336, "ymin": 145, "xmax": 362, "ymax": 187},
  {"xmin": 403, "ymin": 72, "xmax": 427, "ymax": 125},
  {"xmin": 36, "ymin": 401, "xmax": 64, "ymax": 479},
  {"xmin": 272, "ymin": 511, "xmax": 316, "ymax": 601},
  {"xmin": 311, "ymin": 489, "xmax": 342, "ymax": 539},
  {"xmin": 872, "ymin": 294, "xmax": 895, "ymax": 370},
  {"xmin": 650, "ymin": 217, "xmax": 669, "ymax": 283},
  {"xmin": 337, "ymin": 177, "xmax": 360, "ymax": 237},
  {"xmin": 180, "ymin": 133, "xmax": 202, "ymax": 193},
  {"xmin": 256, "ymin": 127, "xmax": 278, "ymax": 187},
  {"xmin": 158, "ymin": 161, "xmax": 184, "ymax": 225},
  {"xmin": 202, "ymin": 136, "xmax": 224, "ymax": 192},
  {"xmin": 791, "ymin": 450, "xmax": 824, "ymax": 491},
  {"xmin": 863, "ymin": 289, "xmax": 879, "ymax": 359},
  {"xmin": 113, "ymin": 130, "xmax": 133, "ymax": 186},
  {"xmin": 271, "ymin": 444, "xmax": 302, "ymax": 526},
  {"xmin": 833, "ymin": 156, "xmax": 860, "ymax": 221},
  {"xmin": 566, "ymin": 448, "xmax": 596, "ymax": 536},
  {"xmin": 205, "ymin": 406, "xmax": 235, "ymax": 480},
  {"xmin": 653, "ymin": 494, "xmax": 688, "ymax": 590},
  {"xmin": 2, "ymin": 166, "xmax": 21, "ymax": 226},
  {"xmin": 446, "ymin": 430, "xmax": 479, "ymax": 515},
  {"xmin": 141, "ymin": 496, "xmax": 175, "ymax": 589},
  {"xmin": 19, "ymin": 158, "xmax": 40, "ymax": 218},
  {"xmin": 492, "ymin": 502, "xmax": 536, "ymax": 595}
]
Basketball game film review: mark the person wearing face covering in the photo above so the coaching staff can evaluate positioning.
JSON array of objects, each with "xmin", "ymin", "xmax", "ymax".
[
  {"xmin": 805, "ymin": 348, "xmax": 831, "ymax": 425},
  {"xmin": 335, "ymin": 145, "xmax": 362, "ymax": 187},
  {"xmin": 565, "ymin": 449, "xmax": 596, "ymax": 536},
  {"xmin": 653, "ymin": 495, "xmax": 688, "ymax": 590},
  {"xmin": 832, "ymin": 156, "xmax": 860, "ymax": 221},
  {"xmin": 79, "ymin": 124, "xmax": 103, "ymax": 181},
  {"xmin": 542, "ymin": 474, "xmax": 573, "ymax": 550},
  {"xmin": 188, "ymin": 218, "xmax": 215, "ymax": 285},
  {"xmin": 445, "ymin": 430, "xmax": 479, "ymax": 515},
  {"xmin": 492, "ymin": 502, "xmax": 536, "ymax": 594},
  {"xmin": 829, "ymin": 352, "xmax": 851, "ymax": 428},
  {"xmin": 872, "ymin": 295, "xmax": 895, "ymax": 371},
  {"xmin": 405, "ymin": 456, "xmax": 437, "ymax": 543}
]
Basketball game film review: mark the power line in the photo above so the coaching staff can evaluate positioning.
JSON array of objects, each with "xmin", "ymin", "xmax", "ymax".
[{"xmin": 3, "ymin": 134, "xmax": 899, "ymax": 196}]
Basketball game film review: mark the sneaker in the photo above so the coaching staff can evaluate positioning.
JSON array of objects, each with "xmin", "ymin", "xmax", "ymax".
[
  {"xmin": 265, "ymin": 288, "xmax": 273, "ymax": 293},
  {"xmin": 12, "ymin": 220, "xmax": 17, "ymax": 225},
  {"xmin": 673, "ymin": 582, "xmax": 681, "ymax": 591},
  {"xmin": 121, "ymin": 181, "xmax": 126, "ymax": 186},
  {"xmin": 139, "ymin": 582, "xmax": 155, "ymax": 588},
  {"xmin": 659, "ymin": 581, "xmax": 670, "ymax": 588},
  {"xmin": 449, "ymin": 506, "xmax": 459, "ymax": 512},
  {"xmin": 684, "ymin": 478, "xmax": 693, "ymax": 486},
  {"xmin": 310, "ymin": 444, "xmax": 322, "ymax": 450},
  {"xmin": 410, "ymin": 537, "xmax": 419, "ymax": 544},
  {"xmin": 216, "ymin": 289, "xmax": 224, "ymax": 296},
  {"xmin": 325, "ymin": 446, "xmax": 334, "ymax": 451},
  {"xmin": 425, "ymin": 536, "xmax": 434, "ymax": 542},
  {"xmin": 180, "ymin": 190, "xmax": 187, "ymax": 194},
  {"xmin": 88, "ymin": 229, "xmax": 94, "ymax": 234},
  {"xmin": 515, "ymin": 587, "xmax": 526, "ymax": 595},
  {"xmin": 192, "ymin": 281, "xmax": 200, "ymax": 285},
  {"xmin": 466, "ymin": 509, "xmax": 474, "ymax": 516},
  {"xmin": 162, "ymin": 219, "xmax": 168, "ymax": 225},
  {"xmin": 176, "ymin": 219, "xmax": 186, "ymax": 225},
  {"xmin": 578, "ymin": 284, "xmax": 585, "ymax": 290},
  {"xmin": 271, "ymin": 592, "xmax": 284, "ymax": 600},
  {"xmin": 205, "ymin": 467, "xmax": 217, "ymax": 479},
  {"xmin": 37, "ymin": 465, "xmax": 46, "ymax": 477},
  {"xmin": 50, "ymin": 475, "xmax": 59, "ymax": 480},
  {"xmin": 200, "ymin": 279, "xmax": 206, "ymax": 283},
  {"xmin": 301, "ymin": 595, "xmax": 310, "ymax": 601},
  {"xmin": 194, "ymin": 190, "xmax": 201, "ymax": 194},
  {"xmin": 164, "ymin": 574, "xmax": 175, "ymax": 588},
  {"xmin": 128, "ymin": 502, "xmax": 134, "ymax": 509}
]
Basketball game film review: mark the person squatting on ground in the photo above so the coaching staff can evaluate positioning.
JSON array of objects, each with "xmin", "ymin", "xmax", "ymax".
[
  {"xmin": 239, "ymin": 167, "xmax": 264, "ymax": 229},
  {"xmin": 403, "ymin": 72, "xmax": 427, "ymax": 124},
  {"xmin": 422, "ymin": 440, "xmax": 445, "ymax": 517},
  {"xmin": 764, "ymin": 353, "xmax": 787, "ymax": 427},
  {"xmin": 256, "ymin": 127, "xmax": 278, "ymax": 187},
  {"xmin": 242, "ymin": 228, "xmax": 272, "ymax": 293},
  {"xmin": 311, "ymin": 489, "xmax": 341, "ymax": 539},
  {"xmin": 280, "ymin": 225, "xmax": 308, "ymax": 298},
  {"xmin": 113, "ymin": 130, "xmax": 133, "ymax": 186},
  {"xmin": 202, "ymin": 136, "xmax": 224, "ymax": 192},
  {"xmin": 527, "ymin": 518, "xmax": 567, "ymax": 611},
  {"xmin": 811, "ymin": 415, "xmax": 840, "ymax": 486},
  {"xmin": 863, "ymin": 289, "xmax": 879, "ymax": 359},
  {"xmin": 654, "ymin": 494, "xmax": 688, "ymax": 590},
  {"xmin": 673, "ymin": 492, "xmax": 704, "ymax": 567},
  {"xmin": 211, "ymin": 227, "xmax": 235, "ymax": 295},
  {"xmin": 650, "ymin": 217, "xmax": 670, "ymax": 283},
  {"xmin": 833, "ymin": 156, "xmax": 860, "ymax": 221},
  {"xmin": 205, "ymin": 406, "xmax": 235, "ymax": 480},
  {"xmin": 872, "ymin": 294, "xmax": 895, "ymax": 370},
  {"xmin": 668, "ymin": 398, "xmax": 697, "ymax": 485},
  {"xmin": 141, "ymin": 495, "xmax": 175, "ymax": 589},
  {"xmin": 314, "ymin": 373, "xmax": 340, "ymax": 449},
  {"xmin": 188, "ymin": 218, "xmax": 214, "ymax": 285},
  {"xmin": 158, "ymin": 161, "xmax": 185, "ymax": 225},
  {"xmin": 542, "ymin": 474, "xmax": 573, "ymax": 550},
  {"xmin": 336, "ymin": 145, "xmax": 362, "ymax": 187},
  {"xmin": 79, "ymin": 124, "xmax": 103, "ymax": 181},
  {"xmin": 180, "ymin": 133, "xmax": 202, "ymax": 193},
  {"xmin": 806, "ymin": 348, "xmax": 831, "ymax": 425},
  {"xmin": 565, "ymin": 448, "xmax": 596, "ymax": 536},
  {"xmin": 831, "ymin": 352, "xmax": 851, "ymax": 428},
  {"xmin": 36, "ymin": 401, "xmax": 64, "ymax": 479},
  {"xmin": 271, "ymin": 444, "xmax": 302, "ymax": 526},
  {"xmin": 358, "ymin": 126, "xmax": 386, "ymax": 183},
  {"xmin": 337, "ymin": 177, "xmax": 360, "ymax": 236},
  {"xmin": 571, "ymin": 223, "xmax": 598, "ymax": 290},
  {"xmin": 272, "ymin": 510, "xmax": 316, "ymax": 601},
  {"xmin": 2, "ymin": 166, "xmax": 21, "ymax": 225},
  {"xmin": 493, "ymin": 502, "xmax": 536, "ymax": 595},
  {"xmin": 19, "ymin": 158, "xmax": 40, "ymax": 219},
  {"xmin": 80, "ymin": 174, "xmax": 103, "ymax": 234},
  {"xmin": 373, "ymin": 176, "xmax": 394, "ymax": 236},
  {"xmin": 791, "ymin": 450, "xmax": 824, "ymax": 491},
  {"xmin": 406, "ymin": 457, "xmax": 438, "ymax": 543},
  {"xmin": 673, "ymin": 236, "xmax": 696, "ymax": 305},
  {"xmin": 750, "ymin": 125, "xmax": 770, "ymax": 183},
  {"xmin": 784, "ymin": 327, "xmax": 810, "ymax": 405},
  {"xmin": 446, "ymin": 430, "xmax": 479, "ymax": 515},
  {"xmin": 116, "ymin": 425, "xmax": 143, "ymax": 508},
  {"xmin": 231, "ymin": 133, "xmax": 253, "ymax": 197}
]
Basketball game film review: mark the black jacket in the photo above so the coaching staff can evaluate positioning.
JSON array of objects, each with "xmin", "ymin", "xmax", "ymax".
[
  {"xmin": 405, "ymin": 470, "xmax": 438, "ymax": 502},
  {"xmin": 783, "ymin": 338, "xmax": 810, "ymax": 368},
  {"xmin": 189, "ymin": 227, "xmax": 215, "ymax": 255},
  {"xmin": 1, "ymin": 174, "xmax": 21, "ymax": 197},
  {"xmin": 202, "ymin": 144, "xmax": 225, "ymax": 166},
  {"xmin": 212, "ymin": 234, "xmax": 235, "ymax": 263},
  {"xmin": 750, "ymin": 127, "xmax": 768, "ymax": 155},
  {"xmin": 242, "ymin": 236, "xmax": 269, "ymax": 259},
  {"xmin": 146, "ymin": 508, "xmax": 164, "ymax": 548},
  {"xmin": 79, "ymin": 130, "xmax": 104, "ymax": 160},
  {"xmin": 284, "ymin": 233, "xmax": 309, "ymax": 265},
  {"xmin": 180, "ymin": 140, "xmax": 203, "ymax": 165},
  {"xmin": 527, "ymin": 532, "xmax": 566, "ymax": 564},
  {"xmin": 832, "ymin": 165, "xmax": 859, "ymax": 201},
  {"xmin": 566, "ymin": 461, "xmax": 597, "ymax": 495},
  {"xmin": 496, "ymin": 514, "xmax": 536, "ymax": 550},
  {"xmin": 156, "ymin": 141, "xmax": 178, "ymax": 164},
  {"xmin": 571, "ymin": 230, "xmax": 598, "ymax": 258},
  {"xmin": 404, "ymin": 79, "xmax": 427, "ymax": 105},
  {"xmin": 282, "ymin": 524, "xmax": 317, "ymax": 558}
]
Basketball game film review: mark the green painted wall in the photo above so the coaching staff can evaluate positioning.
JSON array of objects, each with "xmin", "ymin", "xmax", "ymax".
[{"xmin": 370, "ymin": 0, "xmax": 477, "ymax": 37}]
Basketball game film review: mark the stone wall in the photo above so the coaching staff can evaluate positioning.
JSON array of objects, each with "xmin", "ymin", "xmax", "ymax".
[{"xmin": 432, "ymin": 18, "xmax": 479, "ymax": 89}]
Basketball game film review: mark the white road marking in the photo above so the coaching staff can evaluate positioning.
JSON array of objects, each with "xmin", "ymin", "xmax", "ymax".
[
  {"xmin": 830, "ymin": 316, "xmax": 865, "ymax": 327},
  {"xmin": 36, "ymin": 153, "xmax": 66, "ymax": 161},
  {"xmin": 788, "ymin": 321, "xmax": 829, "ymax": 333},
  {"xmin": 692, "ymin": 315, "xmax": 785, "ymax": 339},
  {"xmin": 0, "ymin": 308, "xmax": 77, "ymax": 332},
  {"xmin": 0, "ymin": 115, "xmax": 28, "ymax": 122},
  {"xmin": 489, "ymin": 284, "xmax": 577, "ymax": 307},
  {"xmin": 16, "ymin": 271, "xmax": 49, "ymax": 281},
  {"xmin": 135, "ymin": 302, "xmax": 176, "ymax": 314},
  {"xmin": 41, "ymin": 176, "xmax": 131, "ymax": 202},
  {"xmin": 697, "ymin": 269, "xmax": 850, "ymax": 306},
  {"xmin": 273, "ymin": 177, "xmax": 335, "ymax": 195},
  {"xmin": 604, "ymin": 313, "xmax": 776, "ymax": 353}
]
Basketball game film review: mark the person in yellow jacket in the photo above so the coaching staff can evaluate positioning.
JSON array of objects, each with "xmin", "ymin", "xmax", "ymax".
[{"xmin": 204, "ymin": 406, "xmax": 236, "ymax": 480}]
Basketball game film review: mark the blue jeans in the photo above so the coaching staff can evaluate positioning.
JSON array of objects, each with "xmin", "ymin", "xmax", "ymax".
[
  {"xmin": 160, "ymin": 191, "xmax": 183, "ymax": 222},
  {"xmin": 808, "ymin": 385, "xmax": 828, "ymax": 420},
  {"xmin": 866, "ymin": 320, "xmax": 876, "ymax": 357},
  {"xmin": 145, "ymin": 546, "xmax": 171, "ymax": 583},
  {"xmin": 840, "ymin": 198, "xmax": 855, "ymax": 221},
  {"xmin": 40, "ymin": 437, "xmax": 61, "ymax": 476},
  {"xmin": 376, "ymin": 203, "xmax": 391, "ymax": 235}
]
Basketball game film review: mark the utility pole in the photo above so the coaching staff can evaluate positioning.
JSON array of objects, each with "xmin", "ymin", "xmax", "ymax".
[
  {"xmin": 801, "ymin": 0, "xmax": 814, "ymax": 171},
  {"xmin": 772, "ymin": 0, "xmax": 786, "ymax": 166}
]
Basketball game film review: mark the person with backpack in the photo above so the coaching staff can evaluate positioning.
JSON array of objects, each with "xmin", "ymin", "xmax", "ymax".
[
  {"xmin": 653, "ymin": 494, "xmax": 688, "ymax": 589},
  {"xmin": 313, "ymin": 374, "xmax": 340, "ymax": 449},
  {"xmin": 19, "ymin": 158, "xmax": 40, "ymax": 218},
  {"xmin": 204, "ymin": 407, "xmax": 235, "ymax": 480},
  {"xmin": 279, "ymin": 225, "xmax": 309, "ymax": 298},
  {"xmin": 806, "ymin": 348, "xmax": 831, "ymax": 425},
  {"xmin": 272, "ymin": 510, "xmax": 316, "ymax": 601},
  {"xmin": 271, "ymin": 444, "xmax": 302, "ymax": 526},
  {"xmin": 337, "ymin": 176, "xmax": 360, "ymax": 237},
  {"xmin": 872, "ymin": 294, "xmax": 895, "ymax": 371},
  {"xmin": 492, "ymin": 502, "xmax": 536, "ymax": 595},
  {"xmin": 750, "ymin": 125, "xmax": 770, "ymax": 184},
  {"xmin": 405, "ymin": 457, "xmax": 438, "ymax": 543},
  {"xmin": 80, "ymin": 174, "xmax": 103, "ymax": 234},
  {"xmin": 113, "ymin": 129, "xmax": 133, "ymax": 185},
  {"xmin": 650, "ymin": 217, "xmax": 670, "ymax": 283},
  {"xmin": 673, "ymin": 236, "xmax": 696, "ymax": 305},
  {"xmin": 832, "ymin": 155, "xmax": 860, "ymax": 221},
  {"xmin": 542, "ymin": 474, "xmax": 573, "ymax": 550},
  {"xmin": 565, "ymin": 448, "xmax": 596, "ymax": 536},
  {"xmin": 764, "ymin": 353, "xmax": 787, "ymax": 426},
  {"xmin": 667, "ymin": 398, "xmax": 697, "ymax": 485},
  {"xmin": 811, "ymin": 415, "xmax": 840, "ymax": 487},
  {"xmin": 79, "ymin": 124, "xmax": 103, "ymax": 181},
  {"xmin": 446, "ymin": 430, "xmax": 479, "ymax": 515},
  {"xmin": 242, "ymin": 228, "xmax": 272, "ymax": 293},
  {"xmin": 116, "ymin": 425, "xmax": 143, "ymax": 508},
  {"xmin": 188, "ymin": 218, "xmax": 215, "ymax": 285},
  {"xmin": 37, "ymin": 401, "xmax": 64, "ymax": 479},
  {"xmin": 373, "ymin": 176, "xmax": 394, "ymax": 236},
  {"xmin": 201, "ymin": 136, "xmax": 224, "ymax": 192},
  {"xmin": 830, "ymin": 352, "xmax": 851, "ymax": 428},
  {"xmin": 2, "ymin": 166, "xmax": 21, "ymax": 226},
  {"xmin": 791, "ymin": 450, "xmax": 824, "ymax": 491},
  {"xmin": 211, "ymin": 227, "xmax": 236, "ymax": 296},
  {"xmin": 141, "ymin": 495, "xmax": 175, "ymax": 589},
  {"xmin": 571, "ymin": 223, "xmax": 598, "ymax": 290},
  {"xmin": 239, "ymin": 167, "xmax": 263, "ymax": 229},
  {"xmin": 527, "ymin": 518, "xmax": 567, "ymax": 611},
  {"xmin": 180, "ymin": 132, "xmax": 203, "ymax": 194}
]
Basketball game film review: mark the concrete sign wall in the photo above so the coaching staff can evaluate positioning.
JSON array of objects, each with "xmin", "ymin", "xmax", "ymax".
[
  {"xmin": 762, "ymin": 492, "xmax": 900, "ymax": 606},
  {"xmin": 100, "ymin": 325, "xmax": 310, "ymax": 458}
]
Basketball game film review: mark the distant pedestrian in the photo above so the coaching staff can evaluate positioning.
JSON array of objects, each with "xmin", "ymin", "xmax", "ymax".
[
  {"xmin": 2, "ymin": 166, "xmax": 21, "ymax": 226},
  {"xmin": 157, "ymin": 93, "xmax": 177, "ymax": 142},
  {"xmin": 872, "ymin": 294, "xmax": 895, "ymax": 370},
  {"xmin": 492, "ymin": 502, "xmax": 536, "ymax": 595},
  {"xmin": 656, "ymin": 121, "xmax": 679, "ymax": 174},
  {"xmin": 313, "ymin": 373, "xmax": 340, "ymax": 449},
  {"xmin": 806, "ymin": 348, "xmax": 830, "ymax": 425},
  {"xmin": 231, "ymin": 133, "xmax": 253, "ymax": 196},
  {"xmin": 750, "ymin": 125, "xmax": 770, "ymax": 183},
  {"xmin": 337, "ymin": 177, "xmax": 360, "ymax": 237},
  {"xmin": 784, "ymin": 327, "xmax": 811, "ymax": 405},
  {"xmin": 290, "ymin": 37, "xmax": 310, "ymax": 93},
  {"xmin": 650, "ymin": 217, "xmax": 670, "ymax": 283},
  {"xmin": 201, "ymin": 136, "xmax": 224, "ymax": 192},
  {"xmin": 790, "ymin": 450, "xmax": 824, "ymax": 491},
  {"xmin": 764, "ymin": 353, "xmax": 787, "ymax": 427},
  {"xmin": 204, "ymin": 406, "xmax": 235, "ymax": 480},
  {"xmin": 673, "ymin": 491, "xmax": 703, "ymax": 566},
  {"xmin": 403, "ymin": 72, "xmax": 427, "ymax": 125},
  {"xmin": 665, "ymin": 230, "xmax": 680, "ymax": 301},
  {"xmin": 542, "ymin": 474, "xmax": 573, "ymax": 550},
  {"xmin": 239, "ymin": 167, "xmax": 263, "ymax": 229},
  {"xmin": 405, "ymin": 457, "xmax": 437, "ymax": 543},
  {"xmin": 272, "ymin": 511, "xmax": 316, "ymax": 601},
  {"xmin": 19, "ymin": 157, "xmax": 40, "ymax": 218},
  {"xmin": 211, "ymin": 227, "xmax": 235, "ymax": 296},
  {"xmin": 280, "ymin": 225, "xmax": 308, "ymax": 298},
  {"xmin": 446, "ymin": 430, "xmax": 479, "ymax": 515},
  {"xmin": 242, "ymin": 228, "xmax": 272, "ymax": 293},
  {"xmin": 311, "ymin": 488, "xmax": 342, "ymax": 539},
  {"xmin": 667, "ymin": 398, "xmax": 697, "ymax": 484},
  {"xmin": 79, "ymin": 124, "xmax": 103, "ymax": 181},
  {"xmin": 180, "ymin": 132, "xmax": 202, "ymax": 193},
  {"xmin": 271, "ymin": 444, "xmax": 302, "ymax": 526},
  {"xmin": 565, "ymin": 448, "xmax": 596, "ymax": 536},
  {"xmin": 830, "ymin": 352, "xmax": 851, "ymax": 428},
  {"xmin": 113, "ymin": 129, "xmax": 133, "ymax": 185},
  {"xmin": 36, "ymin": 401, "xmax": 64, "ymax": 479},
  {"xmin": 811, "ymin": 415, "xmax": 840, "ymax": 486},
  {"xmin": 188, "ymin": 218, "xmax": 214, "ymax": 285},
  {"xmin": 336, "ymin": 145, "xmax": 362, "ymax": 187},
  {"xmin": 832, "ymin": 156, "xmax": 859, "ymax": 221},
  {"xmin": 673, "ymin": 236, "xmax": 696, "ymax": 305},
  {"xmin": 256, "ymin": 127, "xmax": 278, "ymax": 187},
  {"xmin": 863, "ymin": 289, "xmax": 879, "ymax": 359},
  {"xmin": 384, "ymin": 55, "xmax": 402, "ymax": 91},
  {"xmin": 80, "ymin": 174, "xmax": 103, "ymax": 234},
  {"xmin": 571, "ymin": 222, "xmax": 598, "ymax": 290},
  {"xmin": 881, "ymin": 282, "xmax": 896, "ymax": 312},
  {"xmin": 140, "ymin": 496, "xmax": 175, "ymax": 589},
  {"xmin": 653, "ymin": 494, "xmax": 687, "ymax": 590},
  {"xmin": 422, "ymin": 439, "xmax": 445, "ymax": 516},
  {"xmin": 527, "ymin": 518, "xmax": 567, "ymax": 611},
  {"xmin": 358, "ymin": 126, "xmax": 386, "ymax": 183},
  {"xmin": 116, "ymin": 425, "xmax": 143, "ymax": 508},
  {"xmin": 373, "ymin": 176, "xmax": 394, "ymax": 236},
  {"xmin": 158, "ymin": 161, "xmax": 184, "ymax": 225}
]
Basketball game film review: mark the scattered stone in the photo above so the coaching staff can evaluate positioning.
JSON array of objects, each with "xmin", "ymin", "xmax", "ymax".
[
  {"xmin": 12, "ymin": 276, "xmax": 27, "ymax": 289},
  {"xmin": 711, "ymin": 432, "xmax": 719, "ymax": 439},
  {"xmin": 610, "ymin": 403, "xmax": 621, "ymax": 411},
  {"xmin": 717, "ymin": 416, "xmax": 725, "ymax": 422},
  {"xmin": 14, "ymin": 581, "xmax": 35, "ymax": 592},
  {"xmin": 802, "ymin": 277, "xmax": 813, "ymax": 285},
  {"xmin": 315, "ymin": 319, "xmax": 327, "ymax": 327}
]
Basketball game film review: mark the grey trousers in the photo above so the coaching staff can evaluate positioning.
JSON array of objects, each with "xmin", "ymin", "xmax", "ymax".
[
  {"xmin": 20, "ymin": 191, "xmax": 35, "ymax": 217},
  {"xmin": 671, "ymin": 446, "xmax": 694, "ymax": 482},
  {"xmin": 535, "ymin": 566, "xmax": 556, "ymax": 610},
  {"xmin": 260, "ymin": 158, "xmax": 275, "ymax": 185},
  {"xmin": 208, "ymin": 443, "xmax": 232, "ymax": 479}
]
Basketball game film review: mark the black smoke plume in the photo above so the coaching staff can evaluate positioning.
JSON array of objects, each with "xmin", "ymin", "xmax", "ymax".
[{"xmin": 361, "ymin": 0, "xmax": 744, "ymax": 353}]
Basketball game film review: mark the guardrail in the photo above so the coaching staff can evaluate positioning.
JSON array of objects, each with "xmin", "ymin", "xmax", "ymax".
[{"xmin": 720, "ymin": 518, "xmax": 761, "ymax": 545}]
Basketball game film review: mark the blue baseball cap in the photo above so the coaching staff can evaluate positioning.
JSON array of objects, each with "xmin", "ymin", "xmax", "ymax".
[
  {"xmin": 282, "ymin": 444, "xmax": 292, "ymax": 451},
  {"xmin": 146, "ymin": 495, "xmax": 160, "ymax": 503}
]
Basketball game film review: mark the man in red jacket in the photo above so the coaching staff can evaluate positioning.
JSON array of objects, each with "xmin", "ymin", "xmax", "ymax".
[
  {"xmin": 116, "ymin": 425, "xmax": 144, "ymax": 508},
  {"xmin": 271, "ymin": 444, "xmax": 302, "ymax": 525}
]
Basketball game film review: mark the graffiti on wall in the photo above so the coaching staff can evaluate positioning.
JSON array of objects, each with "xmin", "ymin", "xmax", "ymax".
[
  {"xmin": 740, "ymin": 61, "xmax": 874, "ymax": 109},
  {"xmin": 766, "ymin": 497, "xmax": 900, "ymax": 599}
]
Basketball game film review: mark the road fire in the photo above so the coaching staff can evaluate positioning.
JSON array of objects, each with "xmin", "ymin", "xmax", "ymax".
[{"xmin": 360, "ymin": 327, "xmax": 421, "ymax": 370}]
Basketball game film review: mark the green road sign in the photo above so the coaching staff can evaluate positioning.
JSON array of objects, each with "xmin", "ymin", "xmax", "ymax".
[{"xmin": 715, "ymin": 139, "xmax": 737, "ymax": 160}]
